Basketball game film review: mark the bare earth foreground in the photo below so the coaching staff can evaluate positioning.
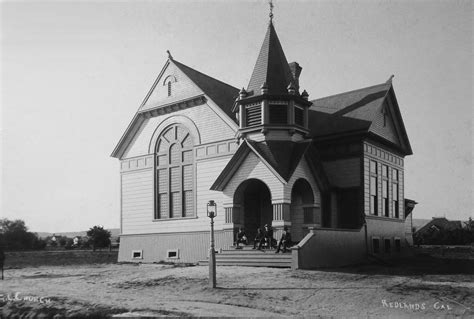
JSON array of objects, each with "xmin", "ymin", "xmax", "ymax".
[{"xmin": 1, "ymin": 250, "xmax": 473, "ymax": 318}]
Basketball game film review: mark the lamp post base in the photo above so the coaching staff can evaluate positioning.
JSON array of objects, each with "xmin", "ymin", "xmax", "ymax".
[{"xmin": 209, "ymin": 248, "xmax": 216, "ymax": 288}]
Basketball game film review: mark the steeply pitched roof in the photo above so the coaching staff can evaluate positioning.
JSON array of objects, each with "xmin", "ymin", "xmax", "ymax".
[
  {"xmin": 247, "ymin": 140, "xmax": 310, "ymax": 181},
  {"xmin": 111, "ymin": 59, "xmax": 239, "ymax": 159},
  {"xmin": 309, "ymin": 82, "xmax": 390, "ymax": 137},
  {"xmin": 172, "ymin": 59, "xmax": 239, "ymax": 121},
  {"xmin": 309, "ymin": 82, "xmax": 412, "ymax": 155},
  {"xmin": 210, "ymin": 139, "xmax": 331, "ymax": 191},
  {"xmin": 247, "ymin": 22, "xmax": 294, "ymax": 95}
]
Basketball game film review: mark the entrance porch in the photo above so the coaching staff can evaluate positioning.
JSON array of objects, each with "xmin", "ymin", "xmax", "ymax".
[{"xmin": 222, "ymin": 178, "xmax": 321, "ymax": 249}]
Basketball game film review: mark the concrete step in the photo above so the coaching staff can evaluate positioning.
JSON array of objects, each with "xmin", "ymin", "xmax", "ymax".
[
  {"xmin": 199, "ymin": 261, "xmax": 291, "ymax": 268},
  {"xmin": 198, "ymin": 249, "xmax": 292, "ymax": 268}
]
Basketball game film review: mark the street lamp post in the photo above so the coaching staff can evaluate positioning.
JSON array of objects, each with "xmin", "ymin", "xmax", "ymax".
[{"xmin": 207, "ymin": 200, "xmax": 217, "ymax": 288}]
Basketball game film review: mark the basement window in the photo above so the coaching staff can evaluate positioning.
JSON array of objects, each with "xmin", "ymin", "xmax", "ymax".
[
  {"xmin": 132, "ymin": 250, "xmax": 143, "ymax": 259},
  {"xmin": 167, "ymin": 249, "xmax": 179, "ymax": 259}
]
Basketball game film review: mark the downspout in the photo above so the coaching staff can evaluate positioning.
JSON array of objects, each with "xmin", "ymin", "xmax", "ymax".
[{"xmin": 364, "ymin": 222, "xmax": 369, "ymax": 259}]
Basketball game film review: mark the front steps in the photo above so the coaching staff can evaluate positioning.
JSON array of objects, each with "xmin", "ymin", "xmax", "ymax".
[{"xmin": 199, "ymin": 246, "xmax": 292, "ymax": 268}]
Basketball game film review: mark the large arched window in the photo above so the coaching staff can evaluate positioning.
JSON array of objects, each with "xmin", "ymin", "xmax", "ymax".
[{"xmin": 155, "ymin": 124, "xmax": 194, "ymax": 219}]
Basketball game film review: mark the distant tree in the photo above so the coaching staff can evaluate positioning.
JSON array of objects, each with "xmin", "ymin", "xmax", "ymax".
[
  {"xmin": 64, "ymin": 238, "xmax": 74, "ymax": 250},
  {"xmin": 464, "ymin": 217, "xmax": 474, "ymax": 230},
  {"xmin": 415, "ymin": 226, "xmax": 474, "ymax": 246},
  {"xmin": 86, "ymin": 226, "xmax": 111, "ymax": 251},
  {"xmin": 0, "ymin": 219, "xmax": 46, "ymax": 251},
  {"xmin": 58, "ymin": 236, "xmax": 67, "ymax": 247}
]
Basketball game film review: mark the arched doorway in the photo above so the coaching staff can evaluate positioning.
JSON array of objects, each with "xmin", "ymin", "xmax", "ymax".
[
  {"xmin": 291, "ymin": 178, "xmax": 315, "ymax": 241},
  {"xmin": 234, "ymin": 179, "xmax": 272, "ymax": 242}
]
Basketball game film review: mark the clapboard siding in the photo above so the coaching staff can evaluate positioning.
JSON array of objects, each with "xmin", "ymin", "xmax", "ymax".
[
  {"xmin": 121, "ymin": 169, "xmax": 154, "ymax": 235},
  {"xmin": 141, "ymin": 62, "xmax": 203, "ymax": 112},
  {"xmin": 363, "ymin": 141, "xmax": 404, "ymax": 219},
  {"xmin": 285, "ymin": 158, "xmax": 321, "ymax": 203},
  {"xmin": 287, "ymin": 158, "xmax": 322, "ymax": 240},
  {"xmin": 195, "ymin": 156, "xmax": 235, "ymax": 228},
  {"xmin": 222, "ymin": 152, "xmax": 284, "ymax": 203},
  {"xmin": 123, "ymin": 103, "xmax": 236, "ymax": 158},
  {"xmin": 120, "ymin": 155, "xmax": 234, "ymax": 235},
  {"xmin": 118, "ymin": 229, "xmax": 234, "ymax": 263},
  {"xmin": 322, "ymin": 158, "xmax": 360, "ymax": 188},
  {"xmin": 370, "ymin": 100, "xmax": 400, "ymax": 147}
]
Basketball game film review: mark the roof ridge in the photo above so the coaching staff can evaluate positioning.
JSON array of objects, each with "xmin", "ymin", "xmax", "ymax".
[
  {"xmin": 311, "ymin": 82, "xmax": 391, "ymax": 103},
  {"xmin": 172, "ymin": 59, "xmax": 238, "ymax": 91}
]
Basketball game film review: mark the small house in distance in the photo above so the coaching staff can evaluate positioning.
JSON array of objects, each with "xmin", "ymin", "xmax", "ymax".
[{"xmin": 111, "ymin": 17, "xmax": 416, "ymax": 268}]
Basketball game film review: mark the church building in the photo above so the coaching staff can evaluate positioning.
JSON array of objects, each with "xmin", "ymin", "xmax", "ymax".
[{"xmin": 111, "ymin": 16, "xmax": 416, "ymax": 268}]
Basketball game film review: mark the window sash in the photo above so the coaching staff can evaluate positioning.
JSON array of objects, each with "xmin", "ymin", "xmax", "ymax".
[{"xmin": 155, "ymin": 125, "xmax": 194, "ymax": 219}]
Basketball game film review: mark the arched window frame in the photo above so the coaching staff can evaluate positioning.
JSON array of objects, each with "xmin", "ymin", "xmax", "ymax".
[
  {"xmin": 163, "ymin": 75, "xmax": 177, "ymax": 97},
  {"xmin": 154, "ymin": 124, "xmax": 194, "ymax": 220}
]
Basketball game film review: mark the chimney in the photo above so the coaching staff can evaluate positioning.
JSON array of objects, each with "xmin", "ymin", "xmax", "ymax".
[{"xmin": 288, "ymin": 62, "xmax": 302, "ymax": 92}]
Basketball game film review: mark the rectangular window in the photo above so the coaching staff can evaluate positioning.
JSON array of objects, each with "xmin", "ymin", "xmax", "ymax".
[
  {"xmin": 370, "ymin": 160, "xmax": 377, "ymax": 174},
  {"xmin": 245, "ymin": 105, "xmax": 261, "ymax": 127},
  {"xmin": 170, "ymin": 192, "xmax": 181, "ymax": 218},
  {"xmin": 392, "ymin": 184, "xmax": 399, "ymax": 218},
  {"xmin": 372, "ymin": 238, "xmax": 380, "ymax": 254},
  {"xmin": 269, "ymin": 105, "xmax": 287, "ymax": 124},
  {"xmin": 382, "ymin": 165, "xmax": 388, "ymax": 177},
  {"xmin": 384, "ymin": 239, "xmax": 391, "ymax": 254},
  {"xmin": 370, "ymin": 176, "xmax": 378, "ymax": 216},
  {"xmin": 370, "ymin": 160, "xmax": 378, "ymax": 216},
  {"xmin": 132, "ymin": 250, "xmax": 143, "ymax": 259},
  {"xmin": 382, "ymin": 180, "xmax": 389, "ymax": 217},
  {"xmin": 392, "ymin": 168, "xmax": 398, "ymax": 181},
  {"xmin": 157, "ymin": 169, "xmax": 169, "ymax": 219},
  {"xmin": 166, "ymin": 249, "xmax": 179, "ymax": 259},
  {"xmin": 294, "ymin": 106, "xmax": 304, "ymax": 126}
]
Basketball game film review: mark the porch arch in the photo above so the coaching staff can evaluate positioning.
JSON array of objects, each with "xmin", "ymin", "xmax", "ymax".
[
  {"xmin": 233, "ymin": 179, "xmax": 273, "ymax": 241},
  {"xmin": 291, "ymin": 178, "xmax": 317, "ymax": 241}
]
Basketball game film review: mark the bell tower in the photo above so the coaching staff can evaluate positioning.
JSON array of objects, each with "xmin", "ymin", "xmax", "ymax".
[{"xmin": 234, "ymin": 13, "xmax": 312, "ymax": 143}]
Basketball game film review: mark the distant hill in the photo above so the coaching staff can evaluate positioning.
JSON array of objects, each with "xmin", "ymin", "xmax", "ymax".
[{"xmin": 36, "ymin": 228, "xmax": 120, "ymax": 239}]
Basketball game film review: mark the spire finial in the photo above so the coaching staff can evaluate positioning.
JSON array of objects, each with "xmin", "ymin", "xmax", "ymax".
[
  {"xmin": 269, "ymin": 0, "xmax": 274, "ymax": 22},
  {"xmin": 167, "ymin": 50, "xmax": 173, "ymax": 60}
]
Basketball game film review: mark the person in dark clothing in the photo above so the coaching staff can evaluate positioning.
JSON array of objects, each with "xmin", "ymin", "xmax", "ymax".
[
  {"xmin": 275, "ymin": 226, "xmax": 292, "ymax": 253},
  {"xmin": 252, "ymin": 228, "xmax": 263, "ymax": 249},
  {"xmin": 234, "ymin": 227, "xmax": 248, "ymax": 248},
  {"xmin": 259, "ymin": 224, "xmax": 274, "ymax": 249}
]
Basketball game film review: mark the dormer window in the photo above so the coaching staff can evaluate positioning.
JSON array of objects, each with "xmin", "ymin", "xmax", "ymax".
[{"xmin": 269, "ymin": 104, "xmax": 287, "ymax": 124}]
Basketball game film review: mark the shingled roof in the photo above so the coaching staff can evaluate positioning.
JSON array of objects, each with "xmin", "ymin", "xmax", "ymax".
[
  {"xmin": 172, "ymin": 59, "xmax": 239, "ymax": 122},
  {"xmin": 247, "ymin": 140, "xmax": 310, "ymax": 181},
  {"xmin": 247, "ymin": 21, "xmax": 295, "ymax": 95},
  {"xmin": 309, "ymin": 82, "xmax": 391, "ymax": 137},
  {"xmin": 210, "ymin": 139, "xmax": 331, "ymax": 191}
]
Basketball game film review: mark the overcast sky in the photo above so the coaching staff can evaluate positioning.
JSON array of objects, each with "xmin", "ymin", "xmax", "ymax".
[{"xmin": 1, "ymin": 0, "xmax": 472, "ymax": 233}]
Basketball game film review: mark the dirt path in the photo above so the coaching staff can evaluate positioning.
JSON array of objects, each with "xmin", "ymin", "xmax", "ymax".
[{"xmin": 1, "ymin": 263, "xmax": 473, "ymax": 317}]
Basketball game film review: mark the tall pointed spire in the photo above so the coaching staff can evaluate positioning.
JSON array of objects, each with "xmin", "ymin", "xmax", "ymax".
[{"xmin": 246, "ymin": 20, "xmax": 294, "ymax": 95}]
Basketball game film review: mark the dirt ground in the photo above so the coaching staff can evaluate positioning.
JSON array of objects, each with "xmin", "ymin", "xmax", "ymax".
[{"xmin": 1, "ymin": 253, "xmax": 473, "ymax": 318}]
